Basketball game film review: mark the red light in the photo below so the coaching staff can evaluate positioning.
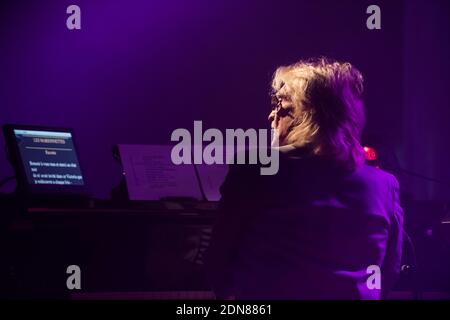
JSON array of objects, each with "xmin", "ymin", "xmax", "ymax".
[{"xmin": 364, "ymin": 146, "xmax": 378, "ymax": 161}]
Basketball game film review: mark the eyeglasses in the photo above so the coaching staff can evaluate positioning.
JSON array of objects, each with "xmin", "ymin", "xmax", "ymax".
[{"xmin": 270, "ymin": 92, "xmax": 292, "ymax": 117}]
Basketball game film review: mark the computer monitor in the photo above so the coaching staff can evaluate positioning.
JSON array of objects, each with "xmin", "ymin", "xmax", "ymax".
[{"xmin": 3, "ymin": 124, "xmax": 87, "ymax": 198}]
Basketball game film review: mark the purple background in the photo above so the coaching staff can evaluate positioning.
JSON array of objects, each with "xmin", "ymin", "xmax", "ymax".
[{"xmin": 0, "ymin": 0, "xmax": 449, "ymax": 200}]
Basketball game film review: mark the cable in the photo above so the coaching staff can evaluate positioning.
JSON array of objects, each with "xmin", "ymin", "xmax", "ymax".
[
  {"xmin": 402, "ymin": 229, "xmax": 422, "ymax": 300},
  {"xmin": 388, "ymin": 153, "xmax": 450, "ymax": 188},
  {"xmin": 397, "ymin": 167, "xmax": 450, "ymax": 188}
]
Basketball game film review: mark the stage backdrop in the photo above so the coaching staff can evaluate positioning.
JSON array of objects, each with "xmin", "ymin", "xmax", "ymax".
[{"xmin": 0, "ymin": 0, "xmax": 448, "ymax": 201}]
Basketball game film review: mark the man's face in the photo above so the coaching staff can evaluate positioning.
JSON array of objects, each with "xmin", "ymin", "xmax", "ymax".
[{"xmin": 268, "ymin": 91, "xmax": 296, "ymax": 146}]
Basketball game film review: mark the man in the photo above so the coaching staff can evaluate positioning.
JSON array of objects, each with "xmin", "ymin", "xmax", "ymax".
[{"xmin": 206, "ymin": 58, "xmax": 404, "ymax": 299}]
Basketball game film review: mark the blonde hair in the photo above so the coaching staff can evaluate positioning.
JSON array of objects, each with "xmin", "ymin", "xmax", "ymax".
[{"xmin": 271, "ymin": 57, "xmax": 366, "ymax": 170}]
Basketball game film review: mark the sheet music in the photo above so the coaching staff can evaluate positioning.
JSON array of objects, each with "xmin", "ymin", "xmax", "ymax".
[{"xmin": 118, "ymin": 144, "xmax": 203, "ymax": 201}]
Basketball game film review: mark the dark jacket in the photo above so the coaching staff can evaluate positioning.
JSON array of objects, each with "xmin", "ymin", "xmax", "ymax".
[{"xmin": 206, "ymin": 146, "xmax": 404, "ymax": 299}]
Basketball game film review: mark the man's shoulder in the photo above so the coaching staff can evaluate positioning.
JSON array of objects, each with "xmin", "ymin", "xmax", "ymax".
[
  {"xmin": 347, "ymin": 164, "xmax": 400, "ymax": 198},
  {"xmin": 355, "ymin": 164, "xmax": 397, "ymax": 183}
]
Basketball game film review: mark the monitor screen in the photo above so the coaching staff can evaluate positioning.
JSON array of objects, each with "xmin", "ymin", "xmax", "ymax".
[{"xmin": 12, "ymin": 128, "xmax": 84, "ymax": 186}]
